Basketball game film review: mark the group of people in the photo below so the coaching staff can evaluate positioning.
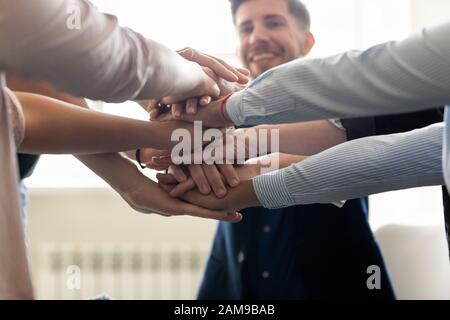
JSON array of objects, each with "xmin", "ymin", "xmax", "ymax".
[{"xmin": 0, "ymin": 0, "xmax": 449, "ymax": 299}]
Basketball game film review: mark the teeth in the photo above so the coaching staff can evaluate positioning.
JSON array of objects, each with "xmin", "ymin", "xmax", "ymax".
[{"xmin": 252, "ymin": 53, "xmax": 276, "ymax": 62}]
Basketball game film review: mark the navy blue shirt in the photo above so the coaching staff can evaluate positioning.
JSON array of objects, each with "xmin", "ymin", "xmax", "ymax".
[
  {"xmin": 198, "ymin": 199, "xmax": 394, "ymax": 299},
  {"xmin": 198, "ymin": 110, "xmax": 443, "ymax": 300}
]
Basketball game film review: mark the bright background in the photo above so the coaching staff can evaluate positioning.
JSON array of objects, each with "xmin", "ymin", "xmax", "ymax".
[{"xmin": 25, "ymin": 0, "xmax": 450, "ymax": 299}]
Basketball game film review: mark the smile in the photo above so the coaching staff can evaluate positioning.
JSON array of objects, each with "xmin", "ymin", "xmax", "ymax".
[{"xmin": 251, "ymin": 52, "xmax": 278, "ymax": 62}]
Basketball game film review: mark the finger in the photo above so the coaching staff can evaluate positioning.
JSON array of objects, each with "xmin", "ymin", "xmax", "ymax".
[
  {"xmin": 140, "ymin": 148, "xmax": 170, "ymax": 162},
  {"xmin": 159, "ymin": 182, "xmax": 176, "ymax": 193},
  {"xmin": 203, "ymin": 53, "xmax": 250, "ymax": 84},
  {"xmin": 237, "ymin": 67, "xmax": 251, "ymax": 76},
  {"xmin": 146, "ymin": 100, "xmax": 162, "ymax": 119},
  {"xmin": 186, "ymin": 98, "xmax": 198, "ymax": 115},
  {"xmin": 177, "ymin": 47, "xmax": 195, "ymax": 58},
  {"xmin": 144, "ymin": 162, "xmax": 170, "ymax": 171},
  {"xmin": 169, "ymin": 178, "xmax": 196, "ymax": 198},
  {"xmin": 149, "ymin": 109, "xmax": 160, "ymax": 121},
  {"xmin": 217, "ymin": 164, "xmax": 240, "ymax": 187},
  {"xmin": 154, "ymin": 111, "xmax": 176, "ymax": 122},
  {"xmin": 188, "ymin": 165, "xmax": 211, "ymax": 195},
  {"xmin": 179, "ymin": 47, "xmax": 240, "ymax": 83},
  {"xmin": 152, "ymin": 156, "xmax": 173, "ymax": 167},
  {"xmin": 177, "ymin": 201, "xmax": 243, "ymax": 222},
  {"xmin": 172, "ymin": 103, "xmax": 184, "ymax": 119},
  {"xmin": 168, "ymin": 165, "xmax": 188, "ymax": 182},
  {"xmin": 199, "ymin": 96, "xmax": 212, "ymax": 106},
  {"xmin": 156, "ymin": 173, "xmax": 178, "ymax": 184},
  {"xmin": 202, "ymin": 164, "xmax": 227, "ymax": 198},
  {"xmin": 150, "ymin": 103, "xmax": 172, "ymax": 121}
]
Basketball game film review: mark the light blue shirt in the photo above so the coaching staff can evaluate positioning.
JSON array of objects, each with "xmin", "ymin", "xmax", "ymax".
[{"xmin": 225, "ymin": 23, "xmax": 450, "ymax": 208}]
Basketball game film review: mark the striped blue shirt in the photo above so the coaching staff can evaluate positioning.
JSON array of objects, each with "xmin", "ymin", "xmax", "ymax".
[{"xmin": 225, "ymin": 23, "xmax": 450, "ymax": 209}]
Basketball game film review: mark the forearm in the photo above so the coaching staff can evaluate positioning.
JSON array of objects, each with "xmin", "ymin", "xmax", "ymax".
[
  {"xmin": 252, "ymin": 121, "xmax": 346, "ymax": 156},
  {"xmin": 0, "ymin": 190, "xmax": 34, "ymax": 299},
  {"xmin": 252, "ymin": 123, "xmax": 445, "ymax": 208},
  {"xmin": 15, "ymin": 92, "xmax": 196, "ymax": 154},
  {"xmin": 0, "ymin": 92, "xmax": 33, "ymax": 298},
  {"xmin": 248, "ymin": 153, "xmax": 306, "ymax": 173},
  {"xmin": 0, "ymin": 0, "xmax": 204, "ymax": 102},
  {"xmin": 77, "ymin": 153, "xmax": 143, "ymax": 196},
  {"xmin": 226, "ymin": 23, "xmax": 450, "ymax": 126},
  {"xmin": 0, "ymin": 201, "xmax": 33, "ymax": 299}
]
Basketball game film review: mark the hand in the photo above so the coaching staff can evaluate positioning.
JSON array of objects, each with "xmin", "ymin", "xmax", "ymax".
[
  {"xmin": 156, "ymin": 161, "xmax": 261, "ymax": 198},
  {"xmin": 121, "ymin": 174, "xmax": 242, "ymax": 222},
  {"xmin": 147, "ymin": 72, "xmax": 246, "ymax": 121},
  {"xmin": 136, "ymin": 148, "xmax": 172, "ymax": 170},
  {"xmin": 152, "ymin": 96, "xmax": 234, "ymax": 128},
  {"xmin": 177, "ymin": 47, "xmax": 249, "ymax": 85},
  {"xmin": 142, "ymin": 48, "xmax": 249, "ymax": 116},
  {"xmin": 157, "ymin": 164, "xmax": 240, "ymax": 198},
  {"xmin": 159, "ymin": 179, "xmax": 260, "ymax": 212}
]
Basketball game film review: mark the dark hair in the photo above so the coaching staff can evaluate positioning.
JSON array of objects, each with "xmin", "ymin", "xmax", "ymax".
[{"xmin": 229, "ymin": 0, "xmax": 311, "ymax": 30}]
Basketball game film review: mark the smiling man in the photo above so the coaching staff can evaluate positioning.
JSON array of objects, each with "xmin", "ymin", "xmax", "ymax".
[
  {"xmin": 235, "ymin": 0, "xmax": 314, "ymax": 77},
  {"xmin": 196, "ymin": 0, "xmax": 396, "ymax": 300}
]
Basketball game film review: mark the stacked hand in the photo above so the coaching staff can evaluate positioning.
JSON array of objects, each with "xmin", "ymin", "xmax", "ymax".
[
  {"xmin": 134, "ymin": 48, "xmax": 261, "ymax": 215},
  {"xmin": 137, "ymin": 141, "xmax": 264, "ymax": 212},
  {"xmin": 119, "ymin": 166, "xmax": 244, "ymax": 222},
  {"xmin": 139, "ymin": 47, "xmax": 248, "ymax": 122}
]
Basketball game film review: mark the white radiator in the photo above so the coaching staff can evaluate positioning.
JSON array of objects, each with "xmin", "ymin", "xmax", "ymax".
[{"xmin": 32, "ymin": 243, "xmax": 210, "ymax": 300}]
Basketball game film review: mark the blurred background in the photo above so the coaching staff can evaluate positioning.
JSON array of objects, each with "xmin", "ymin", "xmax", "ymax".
[{"xmin": 26, "ymin": 0, "xmax": 450, "ymax": 299}]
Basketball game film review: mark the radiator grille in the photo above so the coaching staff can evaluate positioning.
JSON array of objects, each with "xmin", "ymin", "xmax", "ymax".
[{"xmin": 32, "ymin": 243, "xmax": 210, "ymax": 300}]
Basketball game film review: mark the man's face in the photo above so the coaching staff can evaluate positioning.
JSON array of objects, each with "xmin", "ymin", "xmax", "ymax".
[{"xmin": 235, "ymin": 0, "xmax": 315, "ymax": 78}]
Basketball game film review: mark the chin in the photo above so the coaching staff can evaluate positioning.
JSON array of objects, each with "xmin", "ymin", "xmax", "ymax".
[{"xmin": 251, "ymin": 60, "xmax": 283, "ymax": 76}]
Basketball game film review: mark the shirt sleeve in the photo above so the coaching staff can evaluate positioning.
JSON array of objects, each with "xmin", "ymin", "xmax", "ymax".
[
  {"xmin": 252, "ymin": 123, "xmax": 445, "ymax": 209},
  {"xmin": 0, "ymin": 0, "xmax": 204, "ymax": 102},
  {"xmin": 226, "ymin": 23, "xmax": 450, "ymax": 126}
]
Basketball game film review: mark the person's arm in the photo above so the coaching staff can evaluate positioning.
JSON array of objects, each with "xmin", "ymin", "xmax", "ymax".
[
  {"xmin": 146, "ymin": 119, "xmax": 344, "ymax": 198},
  {"xmin": 226, "ymin": 23, "xmax": 450, "ymax": 126},
  {"xmin": 251, "ymin": 121, "xmax": 346, "ymax": 156},
  {"xmin": 172, "ymin": 123, "xmax": 445, "ymax": 211},
  {"xmin": 13, "ymin": 92, "xmax": 202, "ymax": 154},
  {"xmin": 0, "ymin": 0, "xmax": 245, "ymax": 103},
  {"xmin": 77, "ymin": 152, "xmax": 241, "ymax": 222},
  {"xmin": 166, "ymin": 23, "xmax": 450, "ymax": 128},
  {"xmin": 0, "ymin": 77, "xmax": 33, "ymax": 299},
  {"xmin": 253, "ymin": 122, "xmax": 445, "ymax": 208},
  {"xmin": 157, "ymin": 153, "xmax": 307, "ymax": 198}
]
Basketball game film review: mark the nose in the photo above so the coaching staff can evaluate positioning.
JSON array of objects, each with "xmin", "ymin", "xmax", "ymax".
[{"xmin": 249, "ymin": 24, "xmax": 270, "ymax": 46}]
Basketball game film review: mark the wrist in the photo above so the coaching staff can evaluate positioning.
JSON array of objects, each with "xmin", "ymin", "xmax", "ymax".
[
  {"xmin": 190, "ymin": 67, "xmax": 219, "ymax": 98},
  {"xmin": 219, "ymin": 94, "xmax": 234, "ymax": 126},
  {"xmin": 228, "ymin": 180, "xmax": 260, "ymax": 210}
]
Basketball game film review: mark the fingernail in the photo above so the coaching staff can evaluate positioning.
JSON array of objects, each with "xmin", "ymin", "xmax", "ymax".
[
  {"xmin": 230, "ymin": 179, "xmax": 239, "ymax": 187},
  {"xmin": 217, "ymin": 188, "xmax": 226, "ymax": 198}
]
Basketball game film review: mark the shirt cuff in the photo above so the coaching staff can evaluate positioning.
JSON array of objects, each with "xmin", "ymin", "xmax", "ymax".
[
  {"xmin": 226, "ymin": 92, "xmax": 245, "ymax": 126},
  {"xmin": 252, "ymin": 170, "xmax": 296, "ymax": 209}
]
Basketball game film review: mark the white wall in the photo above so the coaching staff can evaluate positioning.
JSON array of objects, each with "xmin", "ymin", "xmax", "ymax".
[{"xmin": 411, "ymin": 0, "xmax": 450, "ymax": 30}]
